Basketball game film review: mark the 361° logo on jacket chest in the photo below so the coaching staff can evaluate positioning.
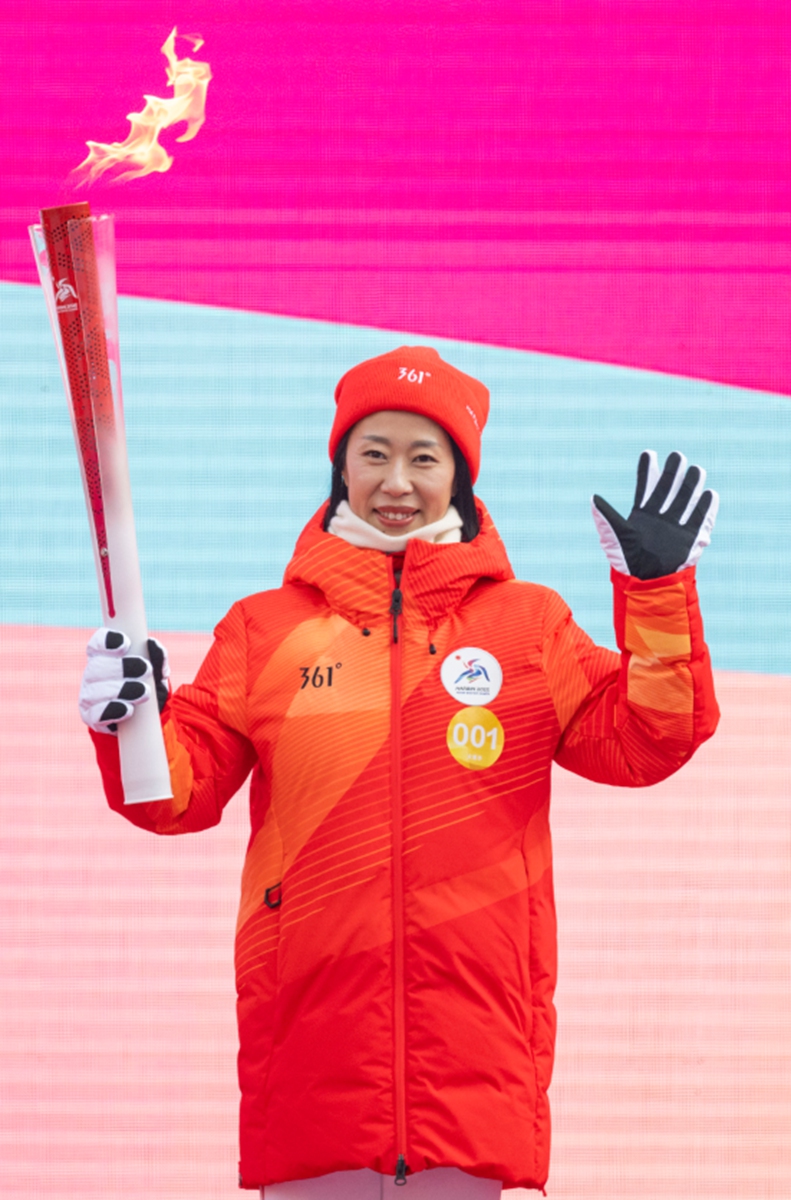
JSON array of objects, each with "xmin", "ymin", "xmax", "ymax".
[{"xmin": 298, "ymin": 663, "xmax": 342, "ymax": 690}]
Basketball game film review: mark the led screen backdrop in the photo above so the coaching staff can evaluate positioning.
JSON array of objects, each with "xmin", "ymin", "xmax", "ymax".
[{"xmin": 1, "ymin": 3, "xmax": 790, "ymax": 1198}]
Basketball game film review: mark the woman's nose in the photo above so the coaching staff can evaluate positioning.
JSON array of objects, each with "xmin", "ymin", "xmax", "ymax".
[{"xmin": 382, "ymin": 459, "xmax": 412, "ymax": 494}]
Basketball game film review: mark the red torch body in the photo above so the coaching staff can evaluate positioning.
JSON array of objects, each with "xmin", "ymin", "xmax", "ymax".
[{"xmin": 41, "ymin": 202, "xmax": 116, "ymax": 617}]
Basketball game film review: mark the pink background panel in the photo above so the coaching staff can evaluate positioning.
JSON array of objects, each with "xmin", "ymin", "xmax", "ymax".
[
  {"xmin": 1, "ymin": 0, "xmax": 790, "ymax": 393},
  {"xmin": 1, "ymin": 624, "xmax": 789, "ymax": 1199}
]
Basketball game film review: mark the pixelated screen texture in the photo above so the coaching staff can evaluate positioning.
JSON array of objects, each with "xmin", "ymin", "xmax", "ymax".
[{"xmin": 1, "ymin": 2, "xmax": 790, "ymax": 1197}]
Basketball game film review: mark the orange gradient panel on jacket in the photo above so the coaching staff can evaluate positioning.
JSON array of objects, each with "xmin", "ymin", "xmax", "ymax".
[
  {"xmin": 623, "ymin": 579, "xmax": 695, "ymax": 715},
  {"xmin": 238, "ymin": 616, "xmax": 391, "ymax": 936}
]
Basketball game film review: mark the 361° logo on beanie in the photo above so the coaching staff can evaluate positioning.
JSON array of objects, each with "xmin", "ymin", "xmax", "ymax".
[{"xmin": 397, "ymin": 366, "xmax": 432, "ymax": 384}]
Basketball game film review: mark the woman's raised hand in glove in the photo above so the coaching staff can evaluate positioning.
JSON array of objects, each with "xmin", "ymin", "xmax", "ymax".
[
  {"xmin": 592, "ymin": 450, "xmax": 719, "ymax": 580},
  {"xmin": 79, "ymin": 628, "xmax": 171, "ymax": 734}
]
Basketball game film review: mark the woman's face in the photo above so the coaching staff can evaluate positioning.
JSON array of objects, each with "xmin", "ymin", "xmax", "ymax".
[{"xmin": 344, "ymin": 410, "xmax": 456, "ymax": 535}]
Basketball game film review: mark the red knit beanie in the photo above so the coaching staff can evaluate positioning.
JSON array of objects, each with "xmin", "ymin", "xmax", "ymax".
[{"xmin": 329, "ymin": 346, "xmax": 490, "ymax": 483}]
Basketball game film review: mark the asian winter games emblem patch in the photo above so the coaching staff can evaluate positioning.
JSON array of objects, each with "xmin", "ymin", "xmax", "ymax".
[{"xmin": 440, "ymin": 647, "xmax": 503, "ymax": 705}]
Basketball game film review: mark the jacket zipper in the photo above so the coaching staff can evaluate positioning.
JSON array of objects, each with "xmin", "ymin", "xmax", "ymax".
[{"xmin": 388, "ymin": 562, "xmax": 409, "ymax": 1183}]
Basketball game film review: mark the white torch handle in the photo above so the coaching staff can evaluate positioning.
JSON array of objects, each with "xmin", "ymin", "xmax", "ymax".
[{"xmin": 100, "ymin": 425, "xmax": 173, "ymax": 804}]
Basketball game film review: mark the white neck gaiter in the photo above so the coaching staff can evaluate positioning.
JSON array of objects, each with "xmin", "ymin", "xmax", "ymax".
[{"xmin": 328, "ymin": 499, "xmax": 463, "ymax": 552}]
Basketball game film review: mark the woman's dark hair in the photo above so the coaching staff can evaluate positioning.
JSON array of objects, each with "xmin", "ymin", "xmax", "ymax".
[
  {"xmin": 322, "ymin": 427, "xmax": 480, "ymax": 542},
  {"xmin": 323, "ymin": 428, "xmax": 352, "ymax": 531},
  {"xmin": 449, "ymin": 440, "xmax": 480, "ymax": 542}
]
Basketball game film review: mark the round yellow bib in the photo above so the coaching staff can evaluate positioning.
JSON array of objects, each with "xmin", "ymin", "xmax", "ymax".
[{"xmin": 446, "ymin": 706, "xmax": 505, "ymax": 771}]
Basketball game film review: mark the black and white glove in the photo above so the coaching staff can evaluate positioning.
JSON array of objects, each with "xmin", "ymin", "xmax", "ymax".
[
  {"xmin": 592, "ymin": 450, "xmax": 719, "ymax": 580},
  {"xmin": 79, "ymin": 628, "xmax": 171, "ymax": 735}
]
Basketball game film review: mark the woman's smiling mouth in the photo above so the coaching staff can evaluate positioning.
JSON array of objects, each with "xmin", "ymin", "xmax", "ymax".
[{"xmin": 375, "ymin": 507, "xmax": 419, "ymax": 526}]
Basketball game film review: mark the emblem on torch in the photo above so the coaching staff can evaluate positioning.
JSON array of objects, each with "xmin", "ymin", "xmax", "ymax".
[
  {"xmin": 54, "ymin": 278, "xmax": 78, "ymax": 305},
  {"xmin": 55, "ymin": 277, "xmax": 79, "ymax": 314}
]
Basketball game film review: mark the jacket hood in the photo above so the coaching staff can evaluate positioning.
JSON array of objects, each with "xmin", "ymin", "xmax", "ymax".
[{"xmin": 284, "ymin": 499, "xmax": 515, "ymax": 630}]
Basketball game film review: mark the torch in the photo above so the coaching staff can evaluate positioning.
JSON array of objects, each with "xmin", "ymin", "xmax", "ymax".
[{"xmin": 29, "ymin": 202, "xmax": 172, "ymax": 805}]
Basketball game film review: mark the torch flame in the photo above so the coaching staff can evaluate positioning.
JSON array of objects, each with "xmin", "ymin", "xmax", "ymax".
[{"xmin": 73, "ymin": 28, "xmax": 211, "ymax": 185}]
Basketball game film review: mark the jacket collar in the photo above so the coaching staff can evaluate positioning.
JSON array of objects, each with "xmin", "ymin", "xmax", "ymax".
[{"xmin": 284, "ymin": 500, "xmax": 515, "ymax": 629}]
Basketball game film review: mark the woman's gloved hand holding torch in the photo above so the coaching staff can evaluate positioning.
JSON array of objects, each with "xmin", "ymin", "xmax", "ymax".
[{"xmin": 79, "ymin": 628, "xmax": 171, "ymax": 734}]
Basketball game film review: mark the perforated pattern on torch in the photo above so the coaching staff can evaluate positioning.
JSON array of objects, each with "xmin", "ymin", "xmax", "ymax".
[{"xmin": 41, "ymin": 204, "xmax": 117, "ymax": 617}]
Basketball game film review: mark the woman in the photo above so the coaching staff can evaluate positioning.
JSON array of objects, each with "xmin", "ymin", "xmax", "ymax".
[{"xmin": 80, "ymin": 345, "xmax": 720, "ymax": 1198}]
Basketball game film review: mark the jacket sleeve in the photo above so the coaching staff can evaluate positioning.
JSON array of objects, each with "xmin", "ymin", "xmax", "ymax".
[
  {"xmin": 545, "ymin": 567, "xmax": 719, "ymax": 787},
  {"xmin": 91, "ymin": 602, "xmax": 258, "ymax": 834}
]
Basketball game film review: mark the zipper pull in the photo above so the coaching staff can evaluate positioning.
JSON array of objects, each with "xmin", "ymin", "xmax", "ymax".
[
  {"xmin": 390, "ymin": 587, "xmax": 403, "ymax": 643},
  {"xmin": 394, "ymin": 1154, "xmax": 408, "ymax": 1186}
]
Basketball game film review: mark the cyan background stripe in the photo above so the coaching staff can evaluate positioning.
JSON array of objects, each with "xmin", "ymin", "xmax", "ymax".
[{"xmin": 1, "ymin": 280, "xmax": 787, "ymax": 674}]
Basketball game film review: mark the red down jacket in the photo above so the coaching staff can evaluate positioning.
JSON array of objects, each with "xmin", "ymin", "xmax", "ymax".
[{"xmin": 92, "ymin": 501, "xmax": 719, "ymax": 1191}]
